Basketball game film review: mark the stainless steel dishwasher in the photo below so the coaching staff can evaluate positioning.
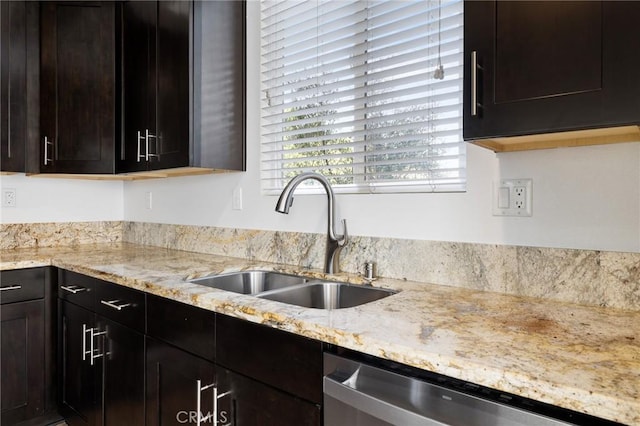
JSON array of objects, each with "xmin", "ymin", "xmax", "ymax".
[{"xmin": 323, "ymin": 352, "xmax": 619, "ymax": 426}]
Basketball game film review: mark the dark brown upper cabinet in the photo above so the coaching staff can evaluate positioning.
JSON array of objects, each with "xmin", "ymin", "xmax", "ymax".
[
  {"xmin": 192, "ymin": 0, "xmax": 246, "ymax": 171},
  {"xmin": 119, "ymin": 0, "xmax": 246, "ymax": 173},
  {"xmin": 118, "ymin": 1, "xmax": 191, "ymax": 173},
  {"xmin": 463, "ymin": 1, "xmax": 640, "ymax": 152},
  {"xmin": 39, "ymin": 2, "xmax": 116, "ymax": 173},
  {"xmin": 1, "ymin": 1, "xmax": 38, "ymax": 173}
]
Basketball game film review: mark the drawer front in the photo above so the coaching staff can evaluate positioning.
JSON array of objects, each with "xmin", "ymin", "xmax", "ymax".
[
  {"xmin": 216, "ymin": 314, "xmax": 323, "ymax": 404},
  {"xmin": 94, "ymin": 279, "xmax": 145, "ymax": 332},
  {"xmin": 147, "ymin": 294, "xmax": 215, "ymax": 361},
  {"xmin": 0, "ymin": 268, "xmax": 45, "ymax": 304},
  {"xmin": 58, "ymin": 269, "xmax": 95, "ymax": 310}
]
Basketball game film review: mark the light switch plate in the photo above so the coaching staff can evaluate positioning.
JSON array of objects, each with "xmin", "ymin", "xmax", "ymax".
[{"xmin": 493, "ymin": 179, "xmax": 532, "ymax": 217}]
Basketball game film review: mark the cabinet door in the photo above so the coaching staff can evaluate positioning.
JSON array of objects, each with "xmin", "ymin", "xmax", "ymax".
[
  {"xmin": 463, "ymin": 1, "xmax": 640, "ymax": 140},
  {"xmin": 40, "ymin": 1, "xmax": 115, "ymax": 173},
  {"xmin": 97, "ymin": 317, "xmax": 145, "ymax": 426},
  {"xmin": 59, "ymin": 300, "xmax": 98, "ymax": 426},
  {"xmin": 0, "ymin": 0, "xmax": 27, "ymax": 172},
  {"xmin": 119, "ymin": 0, "xmax": 156, "ymax": 173},
  {"xmin": 146, "ymin": 338, "xmax": 217, "ymax": 426},
  {"xmin": 193, "ymin": 0, "xmax": 246, "ymax": 171},
  {"xmin": 147, "ymin": 293, "xmax": 216, "ymax": 361},
  {"xmin": 221, "ymin": 368, "xmax": 320, "ymax": 426},
  {"xmin": 119, "ymin": 0, "xmax": 190, "ymax": 173},
  {"xmin": 0, "ymin": 300, "xmax": 45, "ymax": 425},
  {"xmin": 154, "ymin": 1, "xmax": 190, "ymax": 170},
  {"xmin": 216, "ymin": 314, "xmax": 323, "ymax": 404}
]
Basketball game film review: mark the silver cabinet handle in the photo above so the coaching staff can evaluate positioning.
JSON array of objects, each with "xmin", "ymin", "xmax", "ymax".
[
  {"xmin": 0, "ymin": 285, "xmax": 22, "ymax": 291},
  {"xmin": 214, "ymin": 387, "xmax": 231, "ymax": 426},
  {"xmin": 61, "ymin": 285, "xmax": 87, "ymax": 294},
  {"xmin": 90, "ymin": 329, "xmax": 107, "ymax": 365},
  {"xmin": 196, "ymin": 381, "xmax": 231, "ymax": 426},
  {"xmin": 83, "ymin": 325, "xmax": 107, "ymax": 366},
  {"xmin": 145, "ymin": 129, "xmax": 159, "ymax": 161},
  {"xmin": 43, "ymin": 136, "xmax": 54, "ymax": 165},
  {"xmin": 196, "ymin": 380, "xmax": 215, "ymax": 426},
  {"xmin": 82, "ymin": 324, "xmax": 90, "ymax": 361},
  {"xmin": 137, "ymin": 130, "xmax": 145, "ymax": 162},
  {"xmin": 470, "ymin": 51, "xmax": 482, "ymax": 117},
  {"xmin": 100, "ymin": 299, "xmax": 132, "ymax": 311}
]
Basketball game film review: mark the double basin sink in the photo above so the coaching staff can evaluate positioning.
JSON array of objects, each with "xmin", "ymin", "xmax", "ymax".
[{"xmin": 189, "ymin": 270, "xmax": 396, "ymax": 309}]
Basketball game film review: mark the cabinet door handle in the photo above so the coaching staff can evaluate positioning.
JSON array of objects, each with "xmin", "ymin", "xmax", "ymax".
[
  {"xmin": 43, "ymin": 136, "xmax": 54, "ymax": 165},
  {"xmin": 61, "ymin": 285, "xmax": 87, "ymax": 294},
  {"xmin": 145, "ymin": 129, "xmax": 159, "ymax": 161},
  {"xmin": 470, "ymin": 51, "xmax": 482, "ymax": 117},
  {"xmin": 137, "ymin": 130, "xmax": 145, "ymax": 162},
  {"xmin": 0, "ymin": 285, "xmax": 22, "ymax": 291},
  {"xmin": 214, "ymin": 387, "xmax": 232, "ymax": 426},
  {"xmin": 196, "ymin": 380, "xmax": 214, "ymax": 426},
  {"xmin": 82, "ymin": 324, "xmax": 90, "ymax": 361},
  {"xmin": 100, "ymin": 299, "xmax": 132, "ymax": 311},
  {"xmin": 90, "ymin": 328, "xmax": 107, "ymax": 366},
  {"xmin": 196, "ymin": 381, "xmax": 231, "ymax": 426}
]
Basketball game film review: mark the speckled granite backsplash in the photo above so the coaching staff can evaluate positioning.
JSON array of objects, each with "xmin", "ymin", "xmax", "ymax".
[
  {"xmin": 2, "ymin": 221, "xmax": 639, "ymax": 310},
  {"xmin": 122, "ymin": 222, "xmax": 640, "ymax": 311},
  {"xmin": 0, "ymin": 221, "xmax": 122, "ymax": 249}
]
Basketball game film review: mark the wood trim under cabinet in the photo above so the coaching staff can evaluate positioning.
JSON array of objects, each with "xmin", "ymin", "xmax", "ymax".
[
  {"xmin": 471, "ymin": 125, "xmax": 640, "ymax": 152},
  {"xmin": 24, "ymin": 166, "xmax": 236, "ymax": 181}
]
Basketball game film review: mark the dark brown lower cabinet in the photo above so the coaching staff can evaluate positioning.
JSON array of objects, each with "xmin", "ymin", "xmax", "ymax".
[
  {"xmin": 58, "ymin": 275, "xmax": 145, "ymax": 426},
  {"xmin": 99, "ymin": 317, "xmax": 145, "ymax": 426},
  {"xmin": 1, "ymin": 267, "xmax": 59, "ymax": 426},
  {"xmin": 146, "ymin": 337, "xmax": 219, "ymax": 425},
  {"xmin": 59, "ymin": 301, "xmax": 97, "ymax": 426},
  {"xmin": 1, "ymin": 300, "xmax": 45, "ymax": 424},
  {"xmin": 223, "ymin": 369, "xmax": 321, "ymax": 426},
  {"xmin": 146, "ymin": 337, "xmax": 320, "ymax": 426},
  {"xmin": 147, "ymin": 296, "xmax": 322, "ymax": 426}
]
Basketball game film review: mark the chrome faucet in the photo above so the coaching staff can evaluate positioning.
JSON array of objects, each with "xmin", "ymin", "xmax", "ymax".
[{"xmin": 275, "ymin": 172, "xmax": 348, "ymax": 274}]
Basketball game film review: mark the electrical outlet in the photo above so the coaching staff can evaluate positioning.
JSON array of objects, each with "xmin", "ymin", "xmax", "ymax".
[
  {"xmin": 2, "ymin": 188, "xmax": 16, "ymax": 207},
  {"xmin": 493, "ymin": 179, "xmax": 532, "ymax": 217}
]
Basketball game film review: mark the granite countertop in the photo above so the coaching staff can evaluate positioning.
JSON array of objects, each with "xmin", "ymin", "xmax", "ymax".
[{"xmin": 1, "ymin": 243, "xmax": 638, "ymax": 425}]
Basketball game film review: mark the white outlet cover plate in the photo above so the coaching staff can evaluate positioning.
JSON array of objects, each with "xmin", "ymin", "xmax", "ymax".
[
  {"xmin": 493, "ymin": 179, "xmax": 532, "ymax": 217},
  {"xmin": 2, "ymin": 188, "xmax": 16, "ymax": 208}
]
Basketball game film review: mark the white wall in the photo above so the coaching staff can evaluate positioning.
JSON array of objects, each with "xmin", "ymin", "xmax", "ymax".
[
  {"xmin": 122, "ymin": 1, "xmax": 640, "ymax": 253},
  {"xmin": 0, "ymin": 174, "xmax": 123, "ymax": 223}
]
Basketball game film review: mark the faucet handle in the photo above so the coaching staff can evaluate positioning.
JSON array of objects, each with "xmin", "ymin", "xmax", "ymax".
[{"xmin": 338, "ymin": 219, "xmax": 348, "ymax": 246}]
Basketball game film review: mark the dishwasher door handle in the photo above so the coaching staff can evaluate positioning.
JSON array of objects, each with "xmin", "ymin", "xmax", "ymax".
[{"xmin": 323, "ymin": 375, "xmax": 446, "ymax": 426}]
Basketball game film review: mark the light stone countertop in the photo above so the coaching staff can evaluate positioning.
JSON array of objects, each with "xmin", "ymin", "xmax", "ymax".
[{"xmin": 1, "ymin": 243, "xmax": 638, "ymax": 425}]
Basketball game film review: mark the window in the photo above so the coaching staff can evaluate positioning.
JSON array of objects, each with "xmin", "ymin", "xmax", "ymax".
[{"xmin": 261, "ymin": 0, "xmax": 465, "ymax": 194}]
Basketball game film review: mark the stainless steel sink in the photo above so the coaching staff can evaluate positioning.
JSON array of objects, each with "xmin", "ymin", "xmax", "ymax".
[
  {"xmin": 189, "ymin": 270, "xmax": 309, "ymax": 295},
  {"xmin": 257, "ymin": 281, "xmax": 396, "ymax": 309},
  {"xmin": 190, "ymin": 270, "xmax": 397, "ymax": 309}
]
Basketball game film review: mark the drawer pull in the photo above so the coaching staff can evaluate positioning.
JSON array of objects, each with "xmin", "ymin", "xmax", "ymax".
[
  {"xmin": 0, "ymin": 285, "xmax": 22, "ymax": 291},
  {"xmin": 61, "ymin": 285, "xmax": 87, "ymax": 294},
  {"xmin": 100, "ymin": 299, "xmax": 132, "ymax": 311}
]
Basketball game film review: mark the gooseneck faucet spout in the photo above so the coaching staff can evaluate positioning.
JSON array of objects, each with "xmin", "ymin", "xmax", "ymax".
[{"xmin": 275, "ymin": 172, "xmax": 348, "ymax": 274}]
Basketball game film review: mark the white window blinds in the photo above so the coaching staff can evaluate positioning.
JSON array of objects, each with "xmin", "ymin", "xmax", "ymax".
[{"xmin": 261, "ymin": 0, "xmax": 465, "ymax": 194}]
